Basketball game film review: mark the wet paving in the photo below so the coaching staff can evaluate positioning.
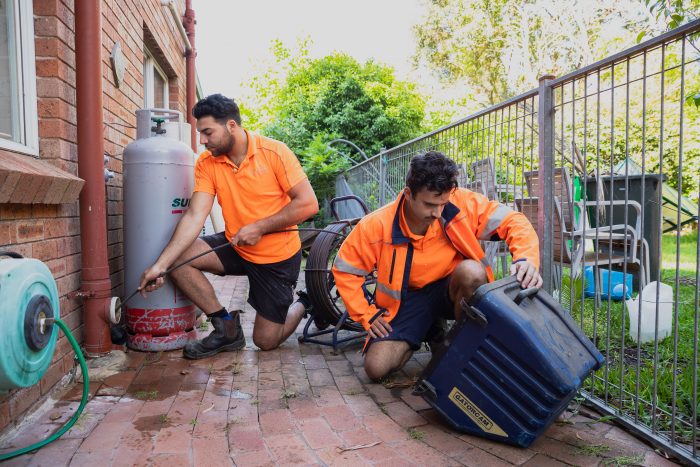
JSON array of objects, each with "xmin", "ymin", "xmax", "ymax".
[{"xmin": 0, "ymin": 274, "xmax": 681, "ymax": 466}]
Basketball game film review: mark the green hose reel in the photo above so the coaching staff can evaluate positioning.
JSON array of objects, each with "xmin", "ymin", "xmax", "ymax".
[
  {"xmin": 0, "ymin": 255, "xmax": 60, "ymax": 392},
  {"xmin": 0, "ymin": 254, "xmax": 90, "ymax": 462}
]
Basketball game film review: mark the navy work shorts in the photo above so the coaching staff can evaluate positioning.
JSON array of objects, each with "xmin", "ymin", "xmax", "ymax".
[
  {"xmin": 367, "ymin": 277, "xmax": 454, "ymax": 351},
  {"xmin": 202, "ymin": 232, "xmax": 302, "ymax": 324}
]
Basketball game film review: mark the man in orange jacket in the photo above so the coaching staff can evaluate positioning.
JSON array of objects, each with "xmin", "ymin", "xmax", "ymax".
[{"xmin": 332, "ymin": 151, "xmax": 542, "ymax": 381}]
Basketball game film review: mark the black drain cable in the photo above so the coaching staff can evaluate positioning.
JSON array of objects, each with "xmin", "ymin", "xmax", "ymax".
[{"xmin": 117, "ymin": 227, "xmax": 349, "ymax": 313}]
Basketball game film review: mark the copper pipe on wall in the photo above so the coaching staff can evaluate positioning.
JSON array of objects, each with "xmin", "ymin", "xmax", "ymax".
[
  {"xmin": 75, "ymin": 0, "xmax": 112, "ymax": 356},
  {"xmin": 184, "ymin": 0, "xmax": 197, "ymax": 152}
]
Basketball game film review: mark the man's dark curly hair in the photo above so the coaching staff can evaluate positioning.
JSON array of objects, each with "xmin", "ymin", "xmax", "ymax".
[
  {"xmin": 192, "ymin": 94, "xmax": 242, "ymax": 126},
  {"xmin": 405, "ymin": 151, "xmax": 459, "ymax": 196}
]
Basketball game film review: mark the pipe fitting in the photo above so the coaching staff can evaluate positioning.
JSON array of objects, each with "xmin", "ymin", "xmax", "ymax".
[
  {"xmin": 104, "ymin": 154, "xmax": 115, "ymax": 182},
  {"xmin": 108, "ymin": 297, "xmax": 122, "ymax": 324},
  {"xmin": 161, "ymin": 0, "xmax": 192, "ymax": 53},
  {"xmin": 83, "ymin": 296, "xmax": 113, "ymax": 357},
  {"xmin": 104, "ymin": 168, "xmax": 115, "ymax": 182}
]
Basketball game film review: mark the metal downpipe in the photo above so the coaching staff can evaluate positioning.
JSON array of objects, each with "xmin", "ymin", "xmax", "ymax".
[
  {"xmin": 76, "ymin": 0, "xmax": 112, "ymax": 356},
  {"xmin": 184, "ymin": 0, "xmax": 197, "ymax": 152}
]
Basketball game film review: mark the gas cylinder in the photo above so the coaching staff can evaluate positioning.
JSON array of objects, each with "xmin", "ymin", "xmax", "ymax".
[{"xmin": 123, "ymin": 110, "xmax": 196, "ymax": 351}]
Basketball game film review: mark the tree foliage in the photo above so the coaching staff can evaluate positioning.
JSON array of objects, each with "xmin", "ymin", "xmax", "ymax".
[
  {"xmin": 299, "ymin": 134, "xmax": 351, "ymax": 203},
  {"xmin": 263, "ymin": 52, "xmax": 425, "ymax": 158},
  {"xmin": 240, "ymin": 42, "xmax": 426, "ymax": 220},
  {"xmin": 413, "ymin": 0, "xmax": 657, "ymax": 104},
  {"xmin": 635, "ymin": 0, "xmax": 700, "ymax": 41},
  {"xmin": 411, "ymin": 0, "xmax": 699, "ymax": 206},
  {"xmin": 635, "ymin": 0, "xmax": 700, "ymax": 108}
]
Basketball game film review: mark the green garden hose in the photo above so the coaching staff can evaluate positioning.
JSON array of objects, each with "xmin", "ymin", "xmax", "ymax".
[{"xmin": 0, "ymin": 318, "xmax": 89, "ymax": 461}]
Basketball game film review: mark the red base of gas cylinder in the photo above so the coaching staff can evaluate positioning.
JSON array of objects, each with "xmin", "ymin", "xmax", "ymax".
[
  {"xmin": 125, "ymin": 304, "xmax": 197, "ymax": 351},
  {"xmin": 126, "ymin": 328, "xmax": 197, "ymax": 351}
]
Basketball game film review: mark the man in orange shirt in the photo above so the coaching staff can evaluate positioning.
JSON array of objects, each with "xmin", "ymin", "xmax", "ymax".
[
  {"xmin": 333, "ymin": 151, "xmax": 542, "ymax": 381},
  {"xmin": 139, "ymin": 94, "xmax": 319, "ymax": 358}
]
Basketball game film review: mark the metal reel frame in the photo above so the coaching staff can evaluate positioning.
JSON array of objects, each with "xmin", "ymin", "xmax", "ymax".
[{"xmin": 304, "ymin": 196, "xmax": 373, "ymax": 334}]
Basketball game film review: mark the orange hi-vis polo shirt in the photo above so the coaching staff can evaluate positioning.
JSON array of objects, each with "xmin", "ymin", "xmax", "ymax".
[
  {"xmin": 398, "ymin": 201, "xmax": 463, "ymax": 289},
  {"xmin": 193, "ymin": 130, "xmax": 307, "ymax": 264}
]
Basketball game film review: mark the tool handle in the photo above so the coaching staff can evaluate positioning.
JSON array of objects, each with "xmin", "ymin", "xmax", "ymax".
[
  {"xmin": 460, "ymin": 298, "xmax": 488, "ymax": 327},
  {"xmin": 514, "ymin": 287, "xmax": 539, "ymax": 305}
]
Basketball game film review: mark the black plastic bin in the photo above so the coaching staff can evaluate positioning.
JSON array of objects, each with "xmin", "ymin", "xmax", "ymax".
[{"xmin": 415, "ymin": 277, "xmax": 604, "ymax": 448}]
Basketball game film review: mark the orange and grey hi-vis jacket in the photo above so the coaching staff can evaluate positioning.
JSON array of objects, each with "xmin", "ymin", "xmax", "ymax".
[{"xmin": 332, "ymin": 189, "xmax": 540, "ymax": 332}]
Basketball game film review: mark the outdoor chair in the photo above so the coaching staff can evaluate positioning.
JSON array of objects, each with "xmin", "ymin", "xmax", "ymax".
[
  {"xmin": 470, "ymin": 158, "xmax": 524, "ymax": 203},
  {"xmin": 523, "ymin": 168, "xmax": 650, "ymax": 292},
  {"xmin": 459, "ymin": 179, "xmax": 506, "ymax": 273},
  {"xmin": 463, "ymin": 179, "xmax": 486, "ymax": 196},
  {"xmin": 524, "ymin": 167, "xmax": 579, "ymax": 237},
  {"xmin": 516, "ymin": 196, "xmax": 649, "ymax": 300},
  {"xmin": 457, "ymin": 162, "xmax": 471, "ymax": 189}
]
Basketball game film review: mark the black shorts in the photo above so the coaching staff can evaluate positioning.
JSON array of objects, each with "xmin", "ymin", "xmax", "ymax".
[
  {"xmin": 202, "ymin": 232, "xmax": 302, "ymax": 324},
  {"xmin": 367, "ymin": 277, "xmax": 454, "ymax": 351}
]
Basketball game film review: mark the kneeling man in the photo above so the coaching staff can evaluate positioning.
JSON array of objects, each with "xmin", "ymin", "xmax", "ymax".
[{"xmin": 332, "ymin": 151, "xmax": 542, "ymax": 381}]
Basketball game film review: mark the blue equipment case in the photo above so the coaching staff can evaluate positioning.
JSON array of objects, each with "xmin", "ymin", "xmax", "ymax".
[{"xmin": 415, "ymin": 276, "xmax": 605, "ymax": 448}]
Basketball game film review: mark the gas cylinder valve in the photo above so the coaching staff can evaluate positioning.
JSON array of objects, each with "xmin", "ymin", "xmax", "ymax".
[{"xmin": 151, "ymin": 118, "xmax": 167, "ymax": 135}]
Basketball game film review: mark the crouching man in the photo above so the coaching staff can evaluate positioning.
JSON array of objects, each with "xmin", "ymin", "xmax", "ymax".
[{"xmin": 332, "ymin": 151, "xmax": 542, "ymax": 381}]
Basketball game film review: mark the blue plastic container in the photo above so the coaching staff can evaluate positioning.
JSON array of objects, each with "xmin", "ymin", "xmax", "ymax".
[
  {"xmin": 583, "ymin": 266, "xmax": 633, "ymax": 301},
  {"xmin": 415, "ymin": 276, "xmax": 604, "ymax": 448}
]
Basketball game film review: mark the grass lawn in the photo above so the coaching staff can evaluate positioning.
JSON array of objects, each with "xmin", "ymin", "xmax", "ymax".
[{"xmin": 566, "ymin": 230, "xmax": 698, "ymax": 444}]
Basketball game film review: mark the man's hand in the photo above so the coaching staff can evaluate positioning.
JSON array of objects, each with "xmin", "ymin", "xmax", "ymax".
[
  {"xmin": 139, "ymin": 264, "xmax": 166, "ymax": 297},
  {"xmin": 368, "ymin": 311, "xmax": 392, "ymax": 339},
  {"xmin": 231, "ymin": 223, "xmax": 264, "ymax": 246},
  {"xmin": 510, "ymin": 260, "xmax": 543, "ymax": 289}
]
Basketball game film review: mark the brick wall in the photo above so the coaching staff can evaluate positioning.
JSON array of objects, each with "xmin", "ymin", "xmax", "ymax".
[{"xmin": 0, "ymin": 0, "xmax": 189, "ymax": 433}]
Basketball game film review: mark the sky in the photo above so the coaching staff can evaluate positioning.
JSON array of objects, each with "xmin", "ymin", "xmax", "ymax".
[{"xmin": 195, "ymin": 0, "xmax": 427, "ymax": 99}]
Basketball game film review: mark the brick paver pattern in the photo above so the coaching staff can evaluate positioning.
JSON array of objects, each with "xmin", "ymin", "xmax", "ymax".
[{"xmin": 0, "ymin": 275, "xmax": 680, "ymax": 466}]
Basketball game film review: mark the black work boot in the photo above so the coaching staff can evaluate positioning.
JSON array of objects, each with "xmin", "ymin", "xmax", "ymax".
[
  {"xmin": 295, "ymin": 289, "xmax": 312, "ymax": 318},
  {"xmin": 183, "ymin": 312, "xmax": 245, "ymax": 359},
  {"xmin": 297, "ymin": 288, "xmax": 329, "ymax": 330},
  {"xmin": 426, "ymin": 318, "xmax": 450, "ymax": 355}
]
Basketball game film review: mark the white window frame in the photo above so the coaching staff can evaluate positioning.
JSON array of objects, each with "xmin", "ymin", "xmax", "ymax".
[
  {"xmin": 143, "ymin": 48, "xmax": 169, "ymax": 109},
  {"xmin": 0, "ymin": 0, "xmax": 39, "ymax": 156}
]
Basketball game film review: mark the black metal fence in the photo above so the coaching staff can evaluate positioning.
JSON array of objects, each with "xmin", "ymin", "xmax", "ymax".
[{"xmin": 340, "ymin": 20, "xmax": 700, "ymax": 463}]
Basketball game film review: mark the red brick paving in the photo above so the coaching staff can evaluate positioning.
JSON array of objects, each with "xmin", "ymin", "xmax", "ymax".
[{"xmin": 0, "ymin": 274, "xmax": 682, "ymax": 466}]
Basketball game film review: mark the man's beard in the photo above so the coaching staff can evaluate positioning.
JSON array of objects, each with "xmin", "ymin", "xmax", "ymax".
[{"xmin": 209, "ymin": 133, "xmax": 234, "ymax": 156}]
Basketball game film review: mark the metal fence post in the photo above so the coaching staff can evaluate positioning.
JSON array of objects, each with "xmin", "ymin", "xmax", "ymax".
[
  {"xmin": 379, "ymin": 152, "xmax": 387, "ymax": 206},
  {"xmin": 537, "ymin": 75, "xmax": 555, "ymax": 293}
]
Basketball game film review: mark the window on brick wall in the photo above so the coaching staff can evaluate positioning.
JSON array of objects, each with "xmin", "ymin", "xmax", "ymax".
[
  {"xmin": 0, "ymin": 0, "xmax": 39, "ymax": 156},
  {"xmin": 143, "ymin": 48, "xmax": 169, "ymax": 109}
]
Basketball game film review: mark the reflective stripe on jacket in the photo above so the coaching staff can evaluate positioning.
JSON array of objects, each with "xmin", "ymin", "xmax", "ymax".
[{"xmin": 332, "ymin": 189, "xmax": 539, "ymax": 332}]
